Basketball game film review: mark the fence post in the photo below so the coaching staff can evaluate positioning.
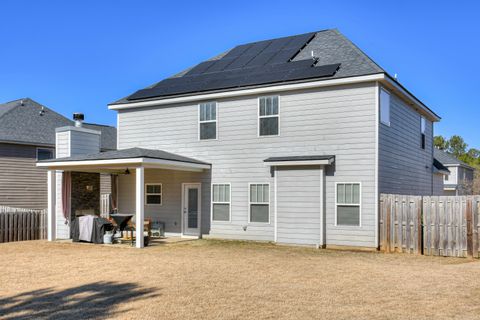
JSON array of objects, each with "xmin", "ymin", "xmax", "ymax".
[{"xmin": 466, "ymin": 197, "xmax": 473, "ymax": 258}]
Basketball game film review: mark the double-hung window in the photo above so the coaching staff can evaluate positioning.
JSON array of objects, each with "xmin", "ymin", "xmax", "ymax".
[
  {"xmin": 380, "ymin": 88, "xmax": 390, "ymax": 126},
  {"xmin": 249, "ymin": 183, "xmax": 270, "ymax": 223},
  {"xmin": 199, "ymin": 102, "xmax": 217, "ymax": 140},
  {"xmin": 259, "ymin": 96, "xmax": 279, "ymax": 136},
  {"xmin": 420, "ymin": 116, "xmax": 426, "ymax": 149},
  {"xmin": 212, "ymin": 183, "xmax": 231, "ymax": 221},
  {"xmin": 145, "ymin": 183, "xmax": 162, "ymax": 205},
  {"xmin": 336, "ymin": 183, "xmax": 361, "ymax": 226}
]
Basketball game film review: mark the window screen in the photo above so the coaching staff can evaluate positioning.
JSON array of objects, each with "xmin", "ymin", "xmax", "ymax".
[
  {"xmin": 336, "ymin": 183, "xmax": 361, "ymax": 226},
  {"xmin": 380, "ymin": 89, "xmax": 390, "ymax": 126},
  {"xmin": 259, "ymin": 96, "xmax": 279, "ymax": 136},
  {"xmin": 212, "ymin": 184, "xmax": 230, "ymax": 221},
  {"xmin": 249, "ymin": 184, "xmax": 269, "ymax": 223},
  {"xmin": 199, "ymin": 102, "xmax": 217, "ymax": 140},
  {"xmin": 145, "ymin": 184, "xmax": 162, "ymax": 205}
]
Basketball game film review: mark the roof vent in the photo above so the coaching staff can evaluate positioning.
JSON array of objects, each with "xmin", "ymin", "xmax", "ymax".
[{"xmin": 73, "ymin": 113, "xmax": 84, "ymax": 127}]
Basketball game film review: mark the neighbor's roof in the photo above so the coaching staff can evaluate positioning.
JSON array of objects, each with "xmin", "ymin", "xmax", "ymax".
[
  {"xmin": 0, "ymin": 98, "xmax": 116, "ymax": 150},
  {"xmin": 433, "ymin": 158, "xmax": 450, "ymax": 174},
  {"xmin": 433, "ymin": 148, "xmax": 473, "ymax": 169},
  {"xmin": 111, "ymin": 29, "xmax": 385, "ymax": 104},
  {"xmin": 39, "ymin": 147, "xmax": 209, "ymax": 166}
]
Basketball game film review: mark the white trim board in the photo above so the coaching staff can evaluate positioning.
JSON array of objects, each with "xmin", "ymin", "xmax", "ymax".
[
  {"xmin": 264, "ymin": 159, "xmax": 333, "ymax": 166},
  {"xmin": 37, "ymin": 157, "xmax": 211, "ymax": 171}
]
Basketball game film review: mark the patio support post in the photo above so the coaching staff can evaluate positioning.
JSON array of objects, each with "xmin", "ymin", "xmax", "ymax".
[
  {"xmin": 135, "ymin": 167, "xmax": 145, "ymax": 248},
  {"xmin": 47, "ymin": 170, "xmax": 56, "ymax": 241}
]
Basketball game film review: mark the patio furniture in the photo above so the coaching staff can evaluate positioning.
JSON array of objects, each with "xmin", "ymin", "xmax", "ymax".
[{"xmin": 151, "ymin": 220, "xmax": 165, "ymax": 237}]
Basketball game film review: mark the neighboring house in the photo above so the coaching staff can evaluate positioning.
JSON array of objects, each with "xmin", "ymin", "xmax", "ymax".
[
  {"xmin": 0, "ymin": 98, "xmax": 116, "ymax": 209},
  {"xmin": 433, "ymin": 148, "xmax": 475, "ymax": 195},
  {"xmin": 39, "ymin": 29, "xmax": 441, "ymax": 249}
]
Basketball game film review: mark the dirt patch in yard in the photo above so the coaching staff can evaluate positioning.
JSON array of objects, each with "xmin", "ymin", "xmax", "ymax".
[{"xmin": 1, "ymin": 239, "xmax": 480, "ymax": 319}]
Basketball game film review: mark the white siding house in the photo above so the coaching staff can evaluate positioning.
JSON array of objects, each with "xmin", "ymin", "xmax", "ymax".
[{"xmin": 38, "ymin": 29, "xmax": 441, "ymax": 249}]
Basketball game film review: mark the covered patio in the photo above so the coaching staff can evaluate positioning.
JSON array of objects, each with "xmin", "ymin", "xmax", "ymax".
[{"xmin": 37, "ymin": 147, "xmax": 211, "ymax": 248}]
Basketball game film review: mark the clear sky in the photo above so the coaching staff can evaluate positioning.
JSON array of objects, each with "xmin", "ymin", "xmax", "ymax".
[{"xmin": 1, "ymin": 0, "xmax": 479, "ymax": 148}]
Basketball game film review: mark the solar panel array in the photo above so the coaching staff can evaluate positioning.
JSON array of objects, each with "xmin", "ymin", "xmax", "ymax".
[{"xmin": 127, "ymin": 32, "xmax": 341, "ymax": 100}]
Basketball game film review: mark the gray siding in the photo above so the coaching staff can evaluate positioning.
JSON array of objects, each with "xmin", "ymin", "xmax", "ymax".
[
  {"xmin": 0, "ymin": 143, "xmax": 50, "ymax": 209},
  {"xmin": 432, "ymin": 173, "xmax": 444, "ymax": 196},
  {"xmin": 379, "ymin": 87, "xmax": 434, "ymax": 195},
  {"xmin": 117, "ymin": 169, "xmax": 210, "ymax": 234},
  {"xmin": 276, "ymin": 166, "xmax": 321, "ymax": 245},
  {"xmin": 118, "ymin": 83, "xmax": 377, "ymax": 247}
]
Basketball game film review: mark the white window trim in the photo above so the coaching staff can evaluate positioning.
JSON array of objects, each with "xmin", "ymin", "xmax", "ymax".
[
  {"xmin": 420, "ymin": 116, "xmax": 426, "ymax": 134},
  {"xmin": 248, "ymin": 182, "xmax": 271, "ymax": 224},
  {"xmin": 211, "ymin": 183, "xmax": 232, "ymax": 223},
  {"xmin": 145, "ymin": 183, "xmax": 163, "ymax": 205},
  {"xmin": 198, "ymin": 101, "xmax": 218, "ymax": 141},
  {"xmin": 257, "ymin": 96, "xmax": 280, "ymax": 137},
  {"xmin": 334, "ymin": 182, "xmax": 362, "ymax": 227},
  {"xmin": 379, "ymin": 87, "xmax": 391, "ymax": 127},
  {"xmin": 36, "ymin": 147, "xmax": 55, "ymax": 161}
]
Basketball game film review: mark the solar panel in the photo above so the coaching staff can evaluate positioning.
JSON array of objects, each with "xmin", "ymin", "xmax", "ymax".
[
  {"xmin": 126, "ymin": 32, "xmax": 336, "ymax": 101},
  {"xmin": 127, "ymin": 62, "xmax": 340, "ymax": 100}
]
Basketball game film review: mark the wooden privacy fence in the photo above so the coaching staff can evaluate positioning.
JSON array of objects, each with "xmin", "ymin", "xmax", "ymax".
[
  {"xmin": 380, "ymin": 194, "xmax": 480, "ymax": 258},
  {"xmin": 0, "ymin": 206, "xmax": 47, "ymax": 243}
]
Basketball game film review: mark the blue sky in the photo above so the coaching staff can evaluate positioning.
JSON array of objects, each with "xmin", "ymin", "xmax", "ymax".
[{"xmin": 1, "ymin": 0, "xmax": 479, "ymax": 148}]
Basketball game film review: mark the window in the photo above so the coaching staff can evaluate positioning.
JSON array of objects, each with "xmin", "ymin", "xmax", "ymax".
[
  {"xmin": 420, "ymin": 116, "xmax": 426, "ymax": 149},
  {"xmin": 445, "ymin": 174, "xmax": 449, "ymax": 181},
  {"xmin": 145, "ymin": 184, "xmax": 162, "ymax": 205},
  {"xmin": 380, "ymin": 88, "xmax": 390, "ymax": 126},
  {"xmin": 336, "ymin": 183, "xmax": 361, "ymax": 226},
  {"xmin": 212, "ymin": 183, "xmax": 231, "ymax": 221},
  {"xmin": 199, "ymin": 102, "xmax": 217, "ymax": 140},
  {"xmin": 249, "ymin": 183, "xmax": 270, "ymax": 223},
  {"xmin": 37, "ymin": 148, "xmax": 54, "ymax": 161},
  {"xmin": 259, "ymin": 96, "xmax": 279, "ymax": 136}
]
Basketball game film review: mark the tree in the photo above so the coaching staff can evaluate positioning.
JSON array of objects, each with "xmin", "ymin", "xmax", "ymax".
[
  {"xmin": 447, "ymin": 135, "xmax": 467, "ymax": 158},
  {"xmin": 434, "ymin": 135, "xmax": 448, "ymax": 150}
]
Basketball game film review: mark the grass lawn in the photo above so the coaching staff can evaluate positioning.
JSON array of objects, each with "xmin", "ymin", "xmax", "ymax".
[{"xmin": 1, "ymin": 239, "xmax": 480, "ymax": 319}]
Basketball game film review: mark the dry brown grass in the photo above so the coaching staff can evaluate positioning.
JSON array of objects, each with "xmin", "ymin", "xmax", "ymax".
[{"xmin": 1, "ymin": 239, "xmax": 480, "ymax": 319}]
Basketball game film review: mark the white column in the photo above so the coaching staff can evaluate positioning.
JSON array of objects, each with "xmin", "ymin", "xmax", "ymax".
[
  {"xmin": 47, "ymin": 170, "xmax": 56, "ymax": 241},
  {"xmin": 135, "ymin": 167, "xmax": 145, "ymax": 248}
]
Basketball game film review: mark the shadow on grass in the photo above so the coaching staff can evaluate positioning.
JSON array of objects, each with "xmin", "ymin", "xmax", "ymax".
[{"xmin": 0, "ymin": 281, "xmax": 159, "ymax": 320}]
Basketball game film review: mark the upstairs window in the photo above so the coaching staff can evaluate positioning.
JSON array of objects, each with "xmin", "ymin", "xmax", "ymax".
[
  {"xmin": 336, "ymin": 183, "xmax": 361, "ymax": 226},
  {"xmin": 37, "ymin": 148, "xmax": 54, "ymax": 161},
  {"xmin": 259, "ymin": 96, "xmax": 279, "ymax": 136},
  {"xmin": 380, "ymin": 88, "xmax": 390, "ymax": 126},
  {"xmin": 212, "ymin": 183, "xmax": 231, "ymax": 222},
  {"xmin": 420, "ymin": 116, "xmax": 426, "ymax": 149},
  {"xmin": 199, "ymin": 102, "xmax": 217, "ymax": 140}
]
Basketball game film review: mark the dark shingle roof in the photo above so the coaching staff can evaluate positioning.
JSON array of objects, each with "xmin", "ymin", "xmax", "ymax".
[
  {"xmin": 433, "ymin": 158, "xmax": 450, "ymax": 173},
  {"xmin": 111, "ymin": 29, "xmax": 384, "ymax": 104},
  {"xmin": 0, "ymin": 98, "xmax": 116, "ymax": 150},
  {"xmin": 40, "ymin": 147, "xmax": 209, "ymax": 165},
  {"xmin": 433, "ymin": 148, "xmax": 472, "ymax": 168}
]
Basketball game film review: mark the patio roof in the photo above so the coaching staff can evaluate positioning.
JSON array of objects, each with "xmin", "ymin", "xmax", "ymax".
[{"xmin": 37, "ymin": 147, "xmax": 211, "ymax": 172}]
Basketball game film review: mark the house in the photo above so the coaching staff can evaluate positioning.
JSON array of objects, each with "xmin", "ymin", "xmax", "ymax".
[
  {"xmin": 433, "ymin": 148, "xmax": 475, "ymax": 195},
  {"xmin": 0, "ymin": 98, "xmax": 116, "ymax": 209},
  {"xmin": 38, "ymin": 29, "xmax": 441, "ymax": 249}
]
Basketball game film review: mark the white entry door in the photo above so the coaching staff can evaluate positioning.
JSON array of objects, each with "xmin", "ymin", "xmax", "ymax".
[{"xmin": 182, "ymin": 183, "xmax": 201, "ymax": 236}]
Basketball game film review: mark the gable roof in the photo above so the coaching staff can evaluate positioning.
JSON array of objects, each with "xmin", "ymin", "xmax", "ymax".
[
  {"xmin": 0, "ymin": 98, "xmax": 117, "ymax": 150},
  {"xmin": 111, "ymin": 29, "xmax": 384, "ymax": 104},
  {"xmin": 434, "ymin": 148, "xmax": 474, "ymax": 170}
]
